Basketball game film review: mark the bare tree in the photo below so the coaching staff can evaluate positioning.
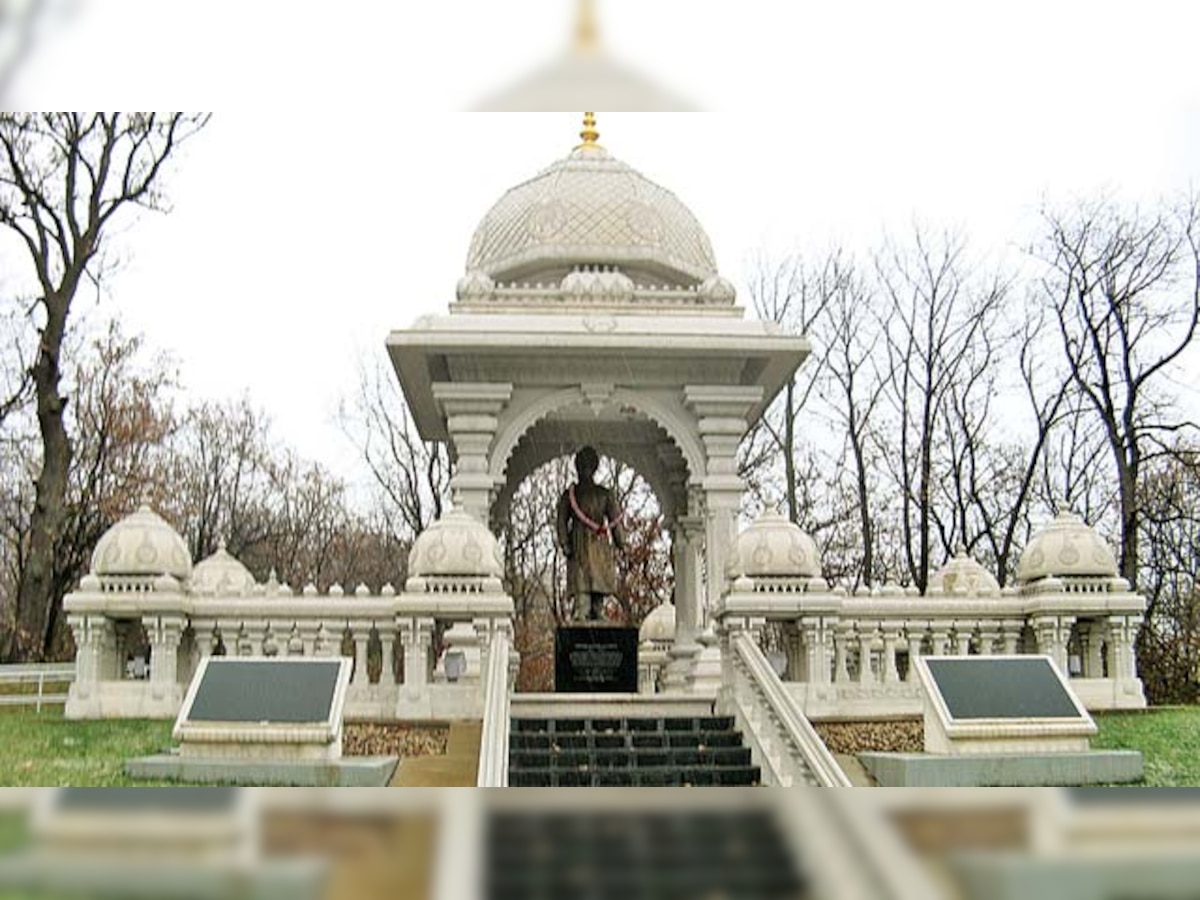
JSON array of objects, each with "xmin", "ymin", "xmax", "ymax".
[
  {"xmin": 808, "ymin": 253, "xmax": 890, "ymax": 586},
  {"xmin": 748, "ymin": 253, "xmax": 833, "ymax": 524},
  {"xmin": 339, "ymin": 357, "xmax": 449, "ymax": 542},
  {"xmin": 0, "ymin": 112, "xmax": 208, "ymax": 660},
  {"xmin": 167, "ymin": 398, "xmax": 275, "ymax": 562},
  {"xmin": 1037, "ymin": 195, "xmax": 1200, "ymax": 586},
  {"xmin": 1136, "ymin": 446, "xmax": 1200, "ymax": 703},
  {"xmin": 0, "ymin": 320, "xmax": 176, "ymax": 656},
  {"xmin": 876, "ymin": 227, "xmax": 1008, "ymax": 591}
]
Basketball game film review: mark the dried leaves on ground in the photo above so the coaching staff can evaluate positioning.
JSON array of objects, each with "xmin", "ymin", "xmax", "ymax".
[
  {"xmin": 343, "ymin": 722, "xmax": 449, "ymax": 759},
  {"xmin": 816, "ymin": 720, "xmax": 923, "ymax": 755}
]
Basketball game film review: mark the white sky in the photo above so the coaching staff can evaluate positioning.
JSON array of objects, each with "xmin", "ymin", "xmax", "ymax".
[{"xmin": 6, "ymin": 0, "xmax": 1200, "ymax": 482}]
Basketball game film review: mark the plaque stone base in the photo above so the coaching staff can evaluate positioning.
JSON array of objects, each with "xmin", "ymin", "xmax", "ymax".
[{"xmin": 555, "ymin": 626, "xmax": 638, "ymax": 694}]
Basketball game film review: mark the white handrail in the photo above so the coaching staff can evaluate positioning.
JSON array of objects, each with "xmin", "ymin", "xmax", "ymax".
[
  {"xmin": 728, "ymin": 630, "xmax": 851, "ymax": 787},
  {"xmin": 475, "ymin": 631, "xmax": 511, "ymax": 787}
]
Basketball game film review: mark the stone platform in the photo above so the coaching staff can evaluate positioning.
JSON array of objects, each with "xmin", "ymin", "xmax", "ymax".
[{"xmin": 859, "ymin": 750, "xmax": 1143, "ymax": 787}]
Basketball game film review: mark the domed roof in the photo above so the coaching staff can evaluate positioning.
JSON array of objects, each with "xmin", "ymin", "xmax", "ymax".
[
  {"xmin": 733, "ymin": 510, "xmax": 821, "ymax": 579},
  {"xmin": 90, "ymin": 504, "xmax": 192, "ymax": 580},
  {"xmin": 191, "ymin": 540, "xmax": 257, "ymax": 596},
  {"xmin": 408, "ymin": 507, "xmax": 504, "ymax": 579},
  {"xmin": 929, "ymin": 547, "xmax": 1001, "ymax": 596},
  {"xmin": 639, "ymin": 601, "xmax": 676, "ymax": 643},
  {"xmin": 1017, "ymin": 512, "xmax": 1119, "ymax": 584},
  {"xmin": 465, "ymin": 126, "xmax": 717, "ymax": 288}
]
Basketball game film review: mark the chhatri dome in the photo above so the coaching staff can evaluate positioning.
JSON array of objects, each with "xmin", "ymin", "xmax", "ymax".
[
  {"xmin": 89, "ymin": 504, "xmax": 192, "ymax": 581},
  {"xmin": 457, "ymin": 113, "xmax": 737, "ymax": 310}
]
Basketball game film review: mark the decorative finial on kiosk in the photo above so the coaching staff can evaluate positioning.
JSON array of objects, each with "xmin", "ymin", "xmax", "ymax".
[{"xmin": 578, "ymin": 111, "xmax": 601, "ymax": 149}]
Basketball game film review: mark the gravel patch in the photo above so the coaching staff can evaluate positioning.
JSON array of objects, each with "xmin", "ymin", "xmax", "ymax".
[
  {"xmin": 344, "ymin": 722, "xmax": 449, "ymax": 759},
  {"xmin": 816, "ymin": 720, "xmax": 923, "ymax": 755}
]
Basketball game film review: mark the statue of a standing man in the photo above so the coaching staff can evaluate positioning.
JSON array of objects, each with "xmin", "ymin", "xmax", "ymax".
[{"xmin": 556, "ymin": 446, "xmax": 626, "ymax": 621}]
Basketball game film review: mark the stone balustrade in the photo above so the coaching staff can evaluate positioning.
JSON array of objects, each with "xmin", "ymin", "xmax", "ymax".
[
  {"xmin": 64, "ymin": 575, "xmax": 515, "ymax": 721},
  {"xmin": 715, "ymin": 573, "xmax": 1147, "ymax": 719}
]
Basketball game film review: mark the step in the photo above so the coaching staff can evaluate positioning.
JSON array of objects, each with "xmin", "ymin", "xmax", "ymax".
[
  {"xmin": 507, "ymin": 766, "xmax": 761, "ymax": 787},
  {"xmin": 509, "ymin": 693, "xmax": 716, "ymax": 720},
  {"xmin": 487, "ymin": 808, "xmax": 806, "ymax": 896},
  {"xmin": 508, "ymin": 716, "xmax": 760, "ymax": 788},
  {"xmin": 511, "ymin": 716, "xmax": 736, "ymax": 733}
]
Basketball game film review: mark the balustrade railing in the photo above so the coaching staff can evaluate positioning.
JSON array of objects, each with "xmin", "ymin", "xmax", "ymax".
[
  {"xmin": 717, "ymin": 575, "xmax": 1147, "ymax": 715},
  {"xmin": 722, "ymin": 630, "xmax": 851, "ymax": 787},
  {"xmin": 64, "ymin": 582, "xmax": 515, "ymax": 721},
  {"xmin": 476, "ymin": 631, "xmax": 512, "ymax": 787}
]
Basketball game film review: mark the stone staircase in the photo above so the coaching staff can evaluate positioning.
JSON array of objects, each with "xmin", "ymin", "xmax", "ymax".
[
  {"xmin": 486, "ymin": 806, "xmax": 807, "ymax": 899},
  {"xmin": 508, "ymin": 715, "xmax": 761, "ymax": 787}
]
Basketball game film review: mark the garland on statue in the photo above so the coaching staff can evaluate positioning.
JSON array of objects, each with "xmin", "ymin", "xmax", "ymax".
[{"xmin": 568, "ymin": 485, "xmax": 623, "ymax": 540}]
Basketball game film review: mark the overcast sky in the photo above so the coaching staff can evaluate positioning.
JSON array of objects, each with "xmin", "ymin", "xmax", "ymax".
[{"xmin": 6, "ymin": 0, "xmax": 1199, "ymax": 482}]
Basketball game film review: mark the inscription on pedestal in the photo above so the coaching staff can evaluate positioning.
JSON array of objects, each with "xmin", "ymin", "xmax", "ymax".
[{"xmin": 555, "ymin": 626, "xmax": 638, "ymax": 693}]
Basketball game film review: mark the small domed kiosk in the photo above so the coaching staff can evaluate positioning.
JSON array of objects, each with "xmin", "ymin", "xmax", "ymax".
[{"xmin": 66, "ymin": 504, "xmax": 193, "ymax": 720}]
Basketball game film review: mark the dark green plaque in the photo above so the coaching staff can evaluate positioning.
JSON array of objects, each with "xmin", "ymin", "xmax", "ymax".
[
  {"xmin": 188, "ymin": 659, "xmax": 341, "ymax": 724},
  {"xmin": 924, "ymin": 658, "xmax": 1082, "ymax": 720},
  {"xmin": 57, "ymin": 787, "xmax": 239, "ymax": 811}
]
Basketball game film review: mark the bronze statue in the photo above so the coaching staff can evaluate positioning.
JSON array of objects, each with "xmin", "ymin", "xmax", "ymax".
[{"xmin": 556, "ymin": 446, "xmax": 626, "ymax": 621}]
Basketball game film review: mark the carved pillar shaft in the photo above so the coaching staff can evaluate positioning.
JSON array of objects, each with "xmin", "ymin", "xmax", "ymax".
[
  {"xmin": 953, "ymin": 624, "xmax": 973, "ymax": 656},
  {"xmin": 352, "ymin": 625, "xmax": 370, "ymax": 686},
  {"xmin": 433, "ymin": 383, "xmax": 512, "ymax": 525},
  {"xmin": 398, "ymin": 617, "xmax": 435, "ymax": 688},
  {"xmin": 882, "ymin": 631, "xmax": 900, "ymax": 683},
  {"xmin": 1085, "ymin": 621, "xmax": 1107, "ymax": 678},
  {"xmin": 833, "ymin": 627, "xmax": 851, "ymax": 683},
  {"xmin": 906, "ymin": 631, "xmax": 924, "ymax": 683},
  {"xmin": 857, "ymin": 630, "xmax": 875, "ymax": 684},
  {"xmin": 380, "ymin": 633, "xmax": 397, "ymax": 686}
]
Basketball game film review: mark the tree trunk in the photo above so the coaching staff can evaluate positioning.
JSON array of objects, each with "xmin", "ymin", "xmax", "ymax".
[{"xmin": 7, "ymin": 292, "xmax": 71, "ymax": 661}]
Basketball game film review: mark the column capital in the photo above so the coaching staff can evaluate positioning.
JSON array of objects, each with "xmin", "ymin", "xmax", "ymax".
[{"xmin": 431, "ymin": 382, "xmax": 514, "ymax": 415}]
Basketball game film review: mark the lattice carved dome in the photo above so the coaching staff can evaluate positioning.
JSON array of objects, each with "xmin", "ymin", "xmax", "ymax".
[
  {"xmin": 408, "ymin": 507, "xmax": 504, "ymax": 579},
  {"xmin": 1017, "ymin": 512, "xmax": 1119, "ymax": 584},
  {"xmin": 90, "ymin": 505, "xmax": 193, "ymax": 580},
  {"xmin": 732, "ymin": 510, "xmax": 821, "ymax": 580},
  {"xmin": 465, "ymin": 143, "xmax": 718, "ymax": 288},
  {"xmin": 191, "ymin": 540, "xmax": 257, "ymax": 596},
  {"xmin": 929, "ymin": 548, "xmax": 1001, "ymax": 597}
]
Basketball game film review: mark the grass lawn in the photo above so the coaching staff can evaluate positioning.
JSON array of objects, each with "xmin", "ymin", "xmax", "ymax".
[
  {"xmin": 1093, "ymin": 707, "xmax": 1200, "ymax": 786},
  {"xmin": 0, "ymin": 709, "xmax": 174, "ymax": 786},
  {"xmin": 0, "ymin": 705, "xmax": 1197, "ymax": 787}
]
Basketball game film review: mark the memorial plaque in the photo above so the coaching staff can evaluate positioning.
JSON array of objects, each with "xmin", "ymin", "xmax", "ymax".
[
  {"xmin": 56, "ymin": 788, "xmax": 238, "ymax": 812},
  {"xmin": 924, "ymin": 657, "xmax": 1084, "ymax": 720},
  {"xmin": 555, "ymin": 626, "xmax": 638, "ymax": 693},
  {"xmin": 186, "ymin": 659, "xmax": 343, "ymax": 724}
]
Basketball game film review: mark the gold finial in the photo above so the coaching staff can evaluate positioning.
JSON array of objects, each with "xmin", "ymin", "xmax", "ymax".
[
  {"xmin": 578, "ymin": 111, "xmax": 601, "ymax": 148},
  {"xmin": 575, "ymin": 0, "xmax": 600, "ymax": 55}
]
